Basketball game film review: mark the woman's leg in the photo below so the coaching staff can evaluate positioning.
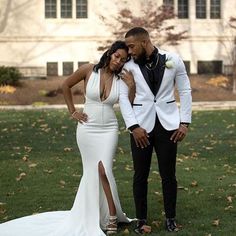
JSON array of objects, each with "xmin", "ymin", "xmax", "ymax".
[
  {"xmin": 98, "ymin": 161, "xmax": 117, "ymax": 234},
  {"xmin": 98, "ymin": 161, "xmax": 116, "ymax": 216}
]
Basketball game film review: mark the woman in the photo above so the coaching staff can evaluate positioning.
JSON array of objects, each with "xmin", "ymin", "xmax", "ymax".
[{"xmin": 0, "ymin": 41, "xmax": 135, "ymax": 236}]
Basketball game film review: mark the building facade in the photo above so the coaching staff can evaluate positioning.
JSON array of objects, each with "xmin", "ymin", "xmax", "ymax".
[{"xmin": 0, "ymin": 0, "xmax": 235, "ymax": 77}]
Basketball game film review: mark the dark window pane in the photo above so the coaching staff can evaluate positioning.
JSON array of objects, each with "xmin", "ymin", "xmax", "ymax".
[
  {"xmin": 45, "ymin": 0, "xmax": 57, "ymax": 18},
  {"xmin": 63, "ymin": 62, "xmax": 74, "ymax": 76},
  {"xmin": 198, "ymin": 61, "xmax": 222, "ymax": 74},
  {"xmin": 61, "ymin": 0, "xmax": 72, "ymax": 18},
  {"xmin": 183, "ymin": 61, "xmax": 190, "ymax": 74},
  {"xmin": 178, "ymin": 0, "xmax": 189, "ymax": 19},
  {"xmin": 76, "ymin": 0, "xmax": 88, "ymax": 18},
  {"xmin": 163, "ymin": 0, "xmax": 174, "ymax": 13},
  {"xmin": 210, "ymin": 0, "xmax": 221, "ymax": 19},
  {"xmin": 47, "ymin": 62, "xmax": 58, "ymax": 76},
  {"xmin": 196, "ymin": 0, "xmax": 206, "ymax": 19},
  {"xmin": 163, "ymin": 0, "xmax": 174, "ymax": 6}
]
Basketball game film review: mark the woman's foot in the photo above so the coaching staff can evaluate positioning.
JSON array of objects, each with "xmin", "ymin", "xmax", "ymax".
[{"xmin": 106, "ymin": 215, "xmax": 117, "ymax": 235}]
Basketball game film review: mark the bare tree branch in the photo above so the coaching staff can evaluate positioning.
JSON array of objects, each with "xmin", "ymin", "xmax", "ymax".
[{"xmin": 98, "ymin": 2, "xmax": 188, "ymax": 50}]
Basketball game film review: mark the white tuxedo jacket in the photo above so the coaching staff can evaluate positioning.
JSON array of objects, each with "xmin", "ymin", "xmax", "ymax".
[{"xmin": 119, "ymin": 49, "xmax": 192, "ymax": 133}]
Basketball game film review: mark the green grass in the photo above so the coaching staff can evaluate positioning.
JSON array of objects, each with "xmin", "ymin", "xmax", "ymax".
[{"xmin": 0, "ymin": 110, "xmax": 236, "ymax": 235}]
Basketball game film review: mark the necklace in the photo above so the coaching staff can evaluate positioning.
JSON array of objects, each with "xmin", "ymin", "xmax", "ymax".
[
  {"xmin": 145, "ymin": 47, "xmax": 159, "ymax": 70},
  {"xmin": 145, "ymin": 53, "xmax": 159, "ymax": 70}
]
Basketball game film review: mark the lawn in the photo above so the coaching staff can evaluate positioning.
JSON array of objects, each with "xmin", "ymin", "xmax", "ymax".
[{"xmin": 0, "ymin": 109, "xmax": 235, "ymax": 235}]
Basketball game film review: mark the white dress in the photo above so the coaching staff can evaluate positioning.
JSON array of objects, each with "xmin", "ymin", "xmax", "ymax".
[{"xmin": 0, "ymin": 70, "xmax": 131, "ymax": 236}]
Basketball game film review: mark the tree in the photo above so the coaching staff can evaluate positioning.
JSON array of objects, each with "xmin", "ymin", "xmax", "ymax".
[{"xmin": 98, "ymin": 1, "xmax": 188, "ymax": 51}]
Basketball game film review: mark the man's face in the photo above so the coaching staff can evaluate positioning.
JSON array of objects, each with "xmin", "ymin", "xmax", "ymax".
[{"xmin": 125, "ymin": 36, "xmax": 146, "ymax": 64}]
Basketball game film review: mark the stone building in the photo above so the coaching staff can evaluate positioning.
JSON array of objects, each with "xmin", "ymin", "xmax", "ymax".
[{"xmin": 0, "ymin": 0, "xmax": 235, "ymax": 77}]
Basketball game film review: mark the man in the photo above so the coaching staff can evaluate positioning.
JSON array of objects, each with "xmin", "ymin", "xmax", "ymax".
[{"xmin": 119, "ymin": 27, "xmax": 192, "ymax": 234}]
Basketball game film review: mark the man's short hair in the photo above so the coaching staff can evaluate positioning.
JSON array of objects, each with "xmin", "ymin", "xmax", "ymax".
[{"xmin": 125, "ymin": 27, "xmax": 149, "ymax": 38}]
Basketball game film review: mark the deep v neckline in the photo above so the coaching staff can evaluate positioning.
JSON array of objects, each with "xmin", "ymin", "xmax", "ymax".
[{"xmin": 98, "ymin": 69, "xmax": 115, "ymax": 103}]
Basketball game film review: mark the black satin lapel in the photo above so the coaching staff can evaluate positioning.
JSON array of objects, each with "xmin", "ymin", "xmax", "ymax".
[
  {"xmin": 139, "ymin": 64, "xmax": 153, "ymax": 91},
  {"xmin": 155, "ymin": 54, "xmax": 166, "ymax": 95}
]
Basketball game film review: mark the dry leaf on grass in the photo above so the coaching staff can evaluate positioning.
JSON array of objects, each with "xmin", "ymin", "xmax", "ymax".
[
  {"xmin": 16, "ymin": 172, "xmax": 26, "ymax": 181},
  {"xmin": 123, "ymin": 228, "xmax": 130, "ymax": 234},
  {"xmin": 212, "ymin": 219, "xmax": 220, "ymax": 226}
]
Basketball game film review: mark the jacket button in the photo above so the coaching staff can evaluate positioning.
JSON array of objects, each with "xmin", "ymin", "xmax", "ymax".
[{"xmin": 154, "ymin": 99, "xmax": 156, "ymax": 103}]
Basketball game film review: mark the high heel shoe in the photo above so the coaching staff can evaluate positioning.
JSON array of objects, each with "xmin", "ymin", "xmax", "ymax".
[{"xmin": 106, "ymin": 215, "xmax": 117, "ymax": 235}]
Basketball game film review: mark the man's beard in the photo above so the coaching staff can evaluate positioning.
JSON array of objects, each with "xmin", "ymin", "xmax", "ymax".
[{"xmin": 133, "ymin": 48, "xmax": 147, "ymax": 65}]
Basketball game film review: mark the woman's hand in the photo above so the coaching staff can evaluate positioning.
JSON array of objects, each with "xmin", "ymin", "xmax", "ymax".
[
  {"xmin": 120, "ymin": 68, "xmax": 136, "ymax": 103},
  {"xmin": 120, "ymin": 68, "xmax": 135, "ymax": 88},
  {"xmin": 71, "ymin": 111, "xmax": 88, "ymax": 123}
]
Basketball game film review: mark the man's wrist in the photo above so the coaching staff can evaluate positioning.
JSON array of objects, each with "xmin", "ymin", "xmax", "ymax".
[
  {"xmin": 128, "ymin": 124, "xmax": 140, "ymax": 132},
  {"xmin": 180, "ymin": 122, "xmax": 190, "ymax": 128}
]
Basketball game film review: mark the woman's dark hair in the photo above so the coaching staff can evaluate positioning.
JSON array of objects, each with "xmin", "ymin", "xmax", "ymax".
[{"xmin": 93, "ymin": 40, "xmax": 130, "ymax": 75}]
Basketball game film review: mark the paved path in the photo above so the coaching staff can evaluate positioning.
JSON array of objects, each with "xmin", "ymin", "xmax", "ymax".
[{"xmin": 0, "ymin": 101, "xmax": 236, "ymax": 111}]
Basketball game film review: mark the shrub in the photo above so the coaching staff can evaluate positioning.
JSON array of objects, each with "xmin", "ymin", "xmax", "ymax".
[{"xmin": 0, "ymin": 66, "xmax": 22, "ymax": 86}]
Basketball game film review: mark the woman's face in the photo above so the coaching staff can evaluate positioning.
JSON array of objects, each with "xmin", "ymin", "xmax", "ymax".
[{"xmin": 109, "ymin": 49, "xmax": 128, "ymax": 72}]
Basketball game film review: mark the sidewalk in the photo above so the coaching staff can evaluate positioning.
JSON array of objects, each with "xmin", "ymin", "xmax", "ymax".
[{"xmin": 0, "ymin": 101, "xmax": 236, "ymax": 111}]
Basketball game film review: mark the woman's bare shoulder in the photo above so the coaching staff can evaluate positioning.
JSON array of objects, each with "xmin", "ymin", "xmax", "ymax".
[{"xmin": 79, "ymin": 63, "xmax": 94, "ymax": 74}]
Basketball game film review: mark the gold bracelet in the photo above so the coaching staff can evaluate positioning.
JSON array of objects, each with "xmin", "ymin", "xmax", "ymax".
[{"xmin": 71, "ymin": 110, "xmax": 78, "ymax": 117}]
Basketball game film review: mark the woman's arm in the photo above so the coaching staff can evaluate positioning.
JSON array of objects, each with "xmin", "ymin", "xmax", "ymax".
[{"xmin": 62, "ymin": 63, "xmax": 93, "ymax": 116}]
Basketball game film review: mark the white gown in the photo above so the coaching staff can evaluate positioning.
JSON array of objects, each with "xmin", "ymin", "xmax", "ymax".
[{"xmin": 0, "ymin": 69, "xmax": 131, "ymax": 236}]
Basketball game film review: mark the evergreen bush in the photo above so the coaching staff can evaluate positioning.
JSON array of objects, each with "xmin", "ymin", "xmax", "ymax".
[{"xmin": 0, "ymin": 66, "xmax": 22, "ymax": 85}]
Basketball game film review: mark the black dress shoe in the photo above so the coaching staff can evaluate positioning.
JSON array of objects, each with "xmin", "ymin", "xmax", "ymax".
[
  {"xmin": 134, "ymin": 219, "xmax": 147, "ymax": 234},
  {"xmin": 165, "ymin": 218, "xmax": 179, "ymax": 232}
]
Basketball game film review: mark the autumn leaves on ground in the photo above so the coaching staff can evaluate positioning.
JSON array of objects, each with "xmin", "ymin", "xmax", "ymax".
[{"xmin": 0, "ymin": 110, "xmax": 235, "ymax": 235}]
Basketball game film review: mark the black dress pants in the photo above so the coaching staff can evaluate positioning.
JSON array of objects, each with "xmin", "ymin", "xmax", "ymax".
[{"xmin": 130, "ymin": 117, "xmax": 177, "ymax": 220}]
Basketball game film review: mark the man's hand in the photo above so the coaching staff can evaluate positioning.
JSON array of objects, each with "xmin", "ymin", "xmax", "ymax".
[
  {"xmin": 170, "ymin": 124, "xmax": 188, "ymax": 143},
  {"xmin": 132, "ymin": 127, "xmax": 150, "ymax": 148}
]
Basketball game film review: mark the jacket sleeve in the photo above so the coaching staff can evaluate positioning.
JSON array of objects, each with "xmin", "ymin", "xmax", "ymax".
[{"xmin": 175, "ymin": 56, "xmax": 192, "ymax": 123}]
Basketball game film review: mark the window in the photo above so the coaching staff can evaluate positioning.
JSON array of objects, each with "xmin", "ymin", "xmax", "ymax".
[
  {"xmin": 196, "ymin": 0, "xmax": 206, "ymax": 19},
  {"xmin": 183, "ymin": 61, "xmax": 190, "ymax": 75},
  {"xmin": 61, "ymin": 0, "xmax": 72, "ymax": 18},
  {"xmin": 45, "ymin": 0, "xmax": 57, "ymax": 18},
  {"xmin": 163, "ymin": 0, "xmax": 174, "ymax": 6},
  {"xmin": 76, "ymin": 0, "xmax": 88, "ymax": 18},
  {"xmin": 63, "ymin": 62, "xmax": 74, "ymax": 76},
  {"xmin": 198, "ymin": 61, "xmax": 222, "ymax": 74},
  {"xmin": 178, "ymin": 0, "xmax": 188, "ymax": 19},
  {"xmin": 47, "ymin": 62, "xmax": 58, "ymax": 76},
  {"xmin": 210, "ymin": 0, "xmax": 221, "ymax": 19}
]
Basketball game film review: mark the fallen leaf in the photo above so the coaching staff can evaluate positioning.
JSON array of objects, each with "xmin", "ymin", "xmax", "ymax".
[
  {"xmin": 152, "ymin": 220, "xmax": 161, "ymax": 228},
  {"xmin": 16, "ymin": 172, "xmax": 26, "ymax": 181},
  {"xmin": 190, "ymin": 180, "xmax": 198, "ymax": 187},
  {"xmin": 43, "ymin": 169, "xmax": 53, "ymax": 174},
  {"xmin": 64, "ymin": 147, "xmax": 72, "ymax": 151},
  {"xmin": 226, "ymin": 196, "xmax": 233, "ymax": 203},
  {"xmin": 225, "ymin": 205, "xmax": 233, "ymax": 210},
  {"xmin": 212, "ymin": 219, "xmax": 220, "ymax": 226},
  {"xmin": 22, "ymin": 156, "xmax": 28, "ymax": 162},
  {"xmin": 123, "ymin": 228, "xmax": 130, "ymax": 234},
  {"xmin": 28, "ymin": 163, "xmax": 37, "ymax": 168}
]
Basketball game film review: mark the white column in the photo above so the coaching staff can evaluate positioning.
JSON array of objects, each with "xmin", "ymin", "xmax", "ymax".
[
  {"xmin": 58, "ymin": 62, "xmax": 63, "ymax": 76},
  {"xmin": 72, "ymin": 0, "xmax": 76, "ymax": 19},
  {"xmin": 206, "ymin": 0, "xmax": 210, "ymax": 19},
  {"xmin": 57, "ymin": 0, "xmax": 60, "ymax": 18}
]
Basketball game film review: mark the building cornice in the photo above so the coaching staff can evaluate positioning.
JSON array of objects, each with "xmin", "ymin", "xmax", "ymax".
[{"xmin": 0, "ymin": 36, "xmax": 109, "ymax": 42}]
